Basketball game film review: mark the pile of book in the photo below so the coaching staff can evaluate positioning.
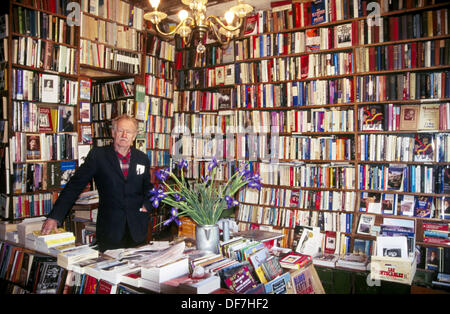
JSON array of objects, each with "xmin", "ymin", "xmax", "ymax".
[
  {"xmin": 29, "ymin": 228, "xmax": 76, "ymax": 256},
  {"xmin": 56, "ymin": 244, "xmax": 99, "ymax": 269},
  {"xmin": 422, "ymin": 221, "xmax": 450, "ymax": 246}
]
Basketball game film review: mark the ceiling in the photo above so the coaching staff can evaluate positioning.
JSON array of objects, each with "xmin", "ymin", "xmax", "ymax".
[{"xmin": 129, "ymin": 0, "xmax": 271, "ymax": 20}]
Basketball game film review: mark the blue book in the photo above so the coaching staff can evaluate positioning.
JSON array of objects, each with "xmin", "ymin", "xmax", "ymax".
[{"xmin": 311, "ymin": 0, "xmax": 328, "ymax": 25}]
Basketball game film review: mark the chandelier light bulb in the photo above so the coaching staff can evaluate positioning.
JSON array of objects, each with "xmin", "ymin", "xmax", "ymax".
[
  {"xmin": 149, "ymin": 0, "xmax": 160, "ymax": 9},
  {"xmin": 178, "ymin": 9, "xmax": 189, "ymax": 21},
  {"xmin": 224, "ymin": 10, "xmax": 234, "ymax": 25}
]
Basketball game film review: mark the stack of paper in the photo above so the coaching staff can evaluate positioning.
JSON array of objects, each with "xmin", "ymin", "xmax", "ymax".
[{"xmin": 57, "ymin": 244, "xmax": 99, "ymax": 269}]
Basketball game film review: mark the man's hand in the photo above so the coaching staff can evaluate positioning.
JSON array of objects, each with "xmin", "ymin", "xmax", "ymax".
[{"xmin": 41, "ymin": 218, "xmax": 59, "ymax": 235}]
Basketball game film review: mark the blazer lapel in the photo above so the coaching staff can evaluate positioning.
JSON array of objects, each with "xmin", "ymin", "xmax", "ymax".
[
  {"xmin": 106, "ymin": 146, "xmax": 125, "ymax": 180},
  {"xmin": 127, "ymin": 148, "xmax": 137, "ymax": 182}
]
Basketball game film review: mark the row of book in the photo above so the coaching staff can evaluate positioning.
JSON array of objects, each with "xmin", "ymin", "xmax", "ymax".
[
  {"xmin": 355, "ymin": 39, "xmax": 450, "ymax": 73},
  {"xmin": 11, "ymin": 159, "xmax": 76, "ymax": 194},
  {"xmin": 79, "ymin": 39, "xmax": 141, "ymax": 74},
  {"xmin": 12, "ymin": 70, "xmax": 78, "ymax": 105},
  {"xmin": 146, "ymin": 33, "xmax": 175, "ymax": 62},
  {"xmin": 12, "ymin": 6, "xmax": 78, "ymax": 46},
  {"xmin": 242, "ymin": 186, "xmax": 356, "ymax": 213},
  {"xmin": 359, "ymin": 192, "xmax": 449, "ymax": 220},
  {"xmin": 238, "ymin": 7, "xmax": 448, "ymax": 59},
  {"xmin": 145, "ymin": 55, "xmax": 174, "ymax": 81},
  {"xmin": 237, "ymin": 202, "xmax": 354, "ymax": 232},
  {"xmin": 167, "ymin": 159, "xmax": 238, "ymax": 182},
  {"xmin": 173, "ymin": 89, "xmax": 235, "ymax": 112},
  {"xmin": 237, "ymin": 78, "xmax": 354, "ymax": 107},
  {"xmin": 174, "ymin": 107, "xmax": 354, "ymax": 135},
  {"xmin": 82, "ymin": 0, "xmax": 145, "ymax": 31},
  {"xmin": 358, "ymin": 133, "xmax": 450, "ymax": 162},
  {"xmin": 422, "ymin": 221, "xmax": 450, "ymax": 247},
  {"xmin": 175, "ymin": 44, "xmax": 234, "ymax": 70},
  {"xmin": 242, "ymin": 0, "xmax": 362, "ymax": 36},
  {"xmin": 11, "ymin": 192, "xmax": 58, "ymax": 219},
  {"xmin": 143, "ymin": 133, "xmax": 170, "ymax": 151},
  {"xmin": 146, "ymin": 150, "xmax": 170, "ymax": 167},
  {"xmin": 146, "ymin": 115, "xmax": 172, "ymax": 135},
  {"xmin": 175, "ymin": 64, "xmax": 235, "ymax": 90},
  {"xmin": 92, "ymin": 121, "xmax": 111, "ymax": 139},
  {"xmin": 356, "ymin": 71, "xmax": 450, "ymax": 102},
  {"xmin": 90, "ymin": 79, "xmax": 133, "ymax": 103},
  {"xmin": 177, "ymin": 73, "xmax": 449, "ymax": 109},
  {"xmin": 359, "ymin": 163, "xmax": 442, "ymax": 194},
  {"xmin": 147, "ymin": 97, "xmax": 174, "ymax": 117},
  {"xmin": 12, "ymin": 37, "xmax": 78, "ymax": 76},
  {"xmin": 235, "ymin": 52, "xmax": 354, "ymax": 84},
  {"xmin": 358, "ymin": 103, "xmax": 450, "ymax": 132},
  {"xmin": 12, "ymin": 103, "xmax": 76, "ymax": 133},
  {"xmin": 144, "ymin": 74, "xmax": 173, "ymax": 99},
  {"xmin": 81, "ymin": 13, "xmax": 143, "ymax": 51},
  {"xmin": 374, "ymin": 8, "xmax": 449, "ymax": 44},
  {"xmin": 14, "ymin": 0, "xmax": 75, "ymax": 15},
  {"xmin": 9, "ymin": 132, "xmax": 78, "ymax": 162}
]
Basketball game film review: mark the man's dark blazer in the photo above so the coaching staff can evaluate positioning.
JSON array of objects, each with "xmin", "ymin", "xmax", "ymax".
[{"xmin": 47, "ymin": 145, "xmax": 152, "ymax": 246}]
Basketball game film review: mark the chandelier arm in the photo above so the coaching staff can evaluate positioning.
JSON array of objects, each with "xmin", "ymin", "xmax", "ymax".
[
  {"xmin": 209, "ymin": 22, "xmax": 231, "ymax": 45},
  {"xmin": 206, "ymin": 15, "xmax": 244, "ymax": 32},
  {"xmin": 154, "ymin": 17, "xmax": 195, "ymax": 37}
]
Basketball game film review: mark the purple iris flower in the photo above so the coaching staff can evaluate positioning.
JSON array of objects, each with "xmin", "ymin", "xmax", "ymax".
[
  {"xmin": 148, "ymin": 187, "xmax": 166, "ymax": 208},
  {"xmin": 176, "ymin": 159, "xmax": 188, "ymax": 169},
  {"xmin": 173, "ymin": 193, "xmax": 186, "ymax": 202},
  {"xmin": 163, "ymin": 207, "xmax": 181, "ymax": 226},
  {"xmin": 248, "ymin": 174, "xmax": 262, "ymax": 191},
  {"xmin": 155, "ymin": 168, "xmax": 169, "ymax": 182},
  {"xmin": 208, "ymin": 157, "xmax": 218, "ymax": 172},
  {"xmin": 225, "ymin": 195, "xmax": 239, "ymax": 208}
]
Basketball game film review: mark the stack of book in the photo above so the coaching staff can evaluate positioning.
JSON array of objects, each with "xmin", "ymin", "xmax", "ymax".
[
  {"xmin": 30, "ymin": 229, "xmax": 76, "ymax": 255},
  {"xmin": 422, "ymin": 221, "xmax": 450, "ymax": 246},
  {"xmin": 138, "ymin": 257, "xmax": 190, "ymax": 293},
  {"xmin": 336, "ymin": 253, "xmax": 369, "ymax": 271},
  {"xmin": 56, "ymin": 244, "xmax": 99, "ymax": 269},
  {"xmin": 160, "ymin": 273, "xmax": 222, "ymax": 294}
]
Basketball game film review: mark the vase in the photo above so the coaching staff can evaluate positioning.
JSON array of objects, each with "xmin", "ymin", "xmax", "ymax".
[{"xmin": 195, "ymin": 224, "xmax": 220, "ymax": 254}]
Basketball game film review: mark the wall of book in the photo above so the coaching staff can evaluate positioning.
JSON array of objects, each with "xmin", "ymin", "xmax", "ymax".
[
  {"xmin": 0, "ymin": 0, "xmax": 82, "ymax": 221},
  {"xmin": 79, "ymin": 0, "xmax": 144, "ymax": 76},
  {"xmin": 172, "ymin": 0, "xmax": 450, "ymax": 276}
]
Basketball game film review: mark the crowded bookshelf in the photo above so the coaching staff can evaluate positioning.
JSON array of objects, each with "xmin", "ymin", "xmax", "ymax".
[{"xmin": 0, "ymin": 0, "xmax": 449, "ymax": 296}]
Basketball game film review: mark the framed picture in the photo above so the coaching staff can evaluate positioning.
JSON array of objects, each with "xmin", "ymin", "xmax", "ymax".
[{"xmin": 79, "ymin": 102, "xmax": 92, "ymax": 123}]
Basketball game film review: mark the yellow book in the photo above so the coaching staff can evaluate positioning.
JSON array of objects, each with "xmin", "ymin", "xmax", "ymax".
[{"xmin": 255, "ymin": 266, "xmax": 268, "ymax": 284}]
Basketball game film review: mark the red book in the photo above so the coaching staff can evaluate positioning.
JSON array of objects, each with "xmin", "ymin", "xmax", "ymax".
[
  {"xmin": 293, "ymin": 2, "xmax": 301, "ymax": 27},
  {"xmin": 422, "ymin": 222, "xmax": 449, "ymax": 231},
  {"xmin": 393, "ymin": 17, "xmax": 399, "ymax": 41},
  {"xmin": 369, "ymin": 46, "xmax": 375, "ymax": 71},
  {"xmin": 388, "ymin": 45, "xmax": 394, "ymax": 70},
  {"xmin": 279, "ymin": 252, "xmax": 312, "ymax": 270},
  {"xmin": 411, "ymin": 42, "xmax": 417, "ymax": 68},
  {"xmin": 329, "ymin": 0, "xmax": 336, "ymax": 22}
]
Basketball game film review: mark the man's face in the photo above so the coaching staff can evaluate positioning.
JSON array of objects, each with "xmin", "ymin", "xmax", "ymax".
[{"xmin": 113, "ymin": 119, "xmax": 137, "ymax": 150}]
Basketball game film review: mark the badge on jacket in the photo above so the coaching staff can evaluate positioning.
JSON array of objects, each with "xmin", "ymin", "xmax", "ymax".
[{"xmin": 136, "ymin": 164, "xmax": 145, "ymax": 175}]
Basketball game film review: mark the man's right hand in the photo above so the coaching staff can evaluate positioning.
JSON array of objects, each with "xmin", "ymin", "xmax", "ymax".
[{"xmin": 41, "ymin": 218, "xmax": 59, "ymax": 235}]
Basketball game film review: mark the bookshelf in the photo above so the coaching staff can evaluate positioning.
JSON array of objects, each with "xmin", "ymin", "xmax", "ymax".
[
  {"xmin": 171, "ymin": 0, "xmax": 450, "ymax": 262},
  {"xmin": 0, "ymin": 0, "xmax": 82, "ymax": 221}
]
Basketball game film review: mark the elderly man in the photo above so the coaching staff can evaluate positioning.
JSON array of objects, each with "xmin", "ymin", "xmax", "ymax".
[{"xmin": 41, "ymin": 114, "xmax": 152, "ymax": 252}]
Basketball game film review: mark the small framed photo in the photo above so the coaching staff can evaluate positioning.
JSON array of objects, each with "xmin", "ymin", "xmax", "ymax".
[{"xmin": 79, "ymin": 102, "xmax": 92, "ymax": 123}]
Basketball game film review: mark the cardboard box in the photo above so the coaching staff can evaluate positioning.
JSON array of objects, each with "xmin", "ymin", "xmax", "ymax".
[
  {"xmin": 17, "ymin": 217, "xmax": 46, "ymax": 246},
  {"xmin": 370, "ymin": 254, "xmax": 417, "ymax": 285}
]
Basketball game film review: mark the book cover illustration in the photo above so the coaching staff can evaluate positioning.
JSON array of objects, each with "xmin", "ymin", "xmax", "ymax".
[
  {"xmin": 362, "ymin": 105, "xmax": 383, "ymax": 130},
  {"xmin": 413, "ymin": 134, "xmax": 434, "ymax": 162},
  {"xmin": 60, "ymin": 161, "xmax": 76, "ymax": 187},
  {"xmin": 386, "ymin": 166, "xmax": 404, "ymax": 191},
  {"xmin": 414, "ymin": 196, "xmax": 433, "ymax": 218},
  {"xmin": 26, "ymin": 134, "xmax": 41, "ymax": 160}
]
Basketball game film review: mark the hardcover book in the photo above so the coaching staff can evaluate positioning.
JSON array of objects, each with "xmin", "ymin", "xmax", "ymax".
[
  {"xmin": 418, "ymin": 103, "xmax": 440, "ymax": 130},
  {"xmin": 399, "ymin": 105, "xmax": 419, "ymax": 130},
  {"xmin": 362, "ymin": 105, "xmax": 383, "ymax": 130},
  {"xmin": 413, "ymin": 134, "xmax": 434, "ymax": 162},
  {"xmin": 38, "ymin": 107, "xmax": 53, "ymax": 132},
  {"xmin": 224, "ymin": 265, "xmax": 258, "ymax": 293}
]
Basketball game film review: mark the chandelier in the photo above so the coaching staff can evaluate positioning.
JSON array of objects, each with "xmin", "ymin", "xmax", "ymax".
[{"xmin": 144, "ymin": 0, "xmax": 254, "ymax": 53}]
